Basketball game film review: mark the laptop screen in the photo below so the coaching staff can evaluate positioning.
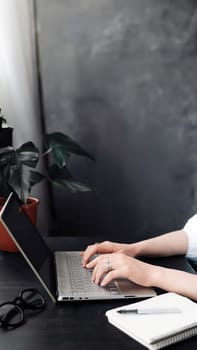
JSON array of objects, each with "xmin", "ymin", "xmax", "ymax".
[{"xmin": 0, "ymin": 193, "xmax": 56, "ymax": 302}]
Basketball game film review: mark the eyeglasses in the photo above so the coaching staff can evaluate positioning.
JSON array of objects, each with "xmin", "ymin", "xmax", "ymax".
[{"xmin": 0, "ymin": 288, "xmax": 46, "ymax": 329}]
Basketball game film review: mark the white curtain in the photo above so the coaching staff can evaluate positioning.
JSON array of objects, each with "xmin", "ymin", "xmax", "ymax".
[
  {"xmin": 0, "ymin": 0, "xmax": 41, "ymax": 144},
  {"xmin": 0, "ymin": 0, "xmax": 50, "ymax": 234}
]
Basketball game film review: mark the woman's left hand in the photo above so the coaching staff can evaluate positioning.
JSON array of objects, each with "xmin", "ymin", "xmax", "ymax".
[{"xmin": 85, "ymin": 253, "xmax": 155, "ymax": 287}]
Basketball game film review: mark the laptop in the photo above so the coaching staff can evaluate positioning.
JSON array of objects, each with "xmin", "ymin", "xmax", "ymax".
[{"xmin": 0, "ymin": 193, "xmax": 156, "ymax": 303}]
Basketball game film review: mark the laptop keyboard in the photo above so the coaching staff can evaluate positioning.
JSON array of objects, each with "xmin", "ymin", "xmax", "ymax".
[{"xmin": 55, "ymin": 251, "xmax": 120, "ymax": 298}]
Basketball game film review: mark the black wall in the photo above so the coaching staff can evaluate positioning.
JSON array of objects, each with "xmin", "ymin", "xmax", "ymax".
[{"xmin": 36, "ymin": 0, "xmax": 197, "ymax": 241}]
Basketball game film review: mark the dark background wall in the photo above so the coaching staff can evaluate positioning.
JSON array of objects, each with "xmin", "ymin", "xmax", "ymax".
[{"xmin": 36, "ymin": 0, "xmax": 197, "ymax": 241}]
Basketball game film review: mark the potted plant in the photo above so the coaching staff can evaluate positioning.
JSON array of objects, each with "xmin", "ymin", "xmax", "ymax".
[
  {"xmin": 0, "ymin": 131, "xmax": 95, "ymax": 252},
  {"xmin": 0, "ymin": 109, "xmax": 13, "ymax": 147}
]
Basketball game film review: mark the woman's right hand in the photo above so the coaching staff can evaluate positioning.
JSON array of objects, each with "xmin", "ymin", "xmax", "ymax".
[{"xmin": 81, "ymin": 240, "xmax": 133, "ymax": 267}]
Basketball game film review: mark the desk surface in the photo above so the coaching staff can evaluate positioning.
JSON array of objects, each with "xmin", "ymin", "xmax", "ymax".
[{"xmin": 0, "ymin": 236, "xmax": 197, "ymax": 350}]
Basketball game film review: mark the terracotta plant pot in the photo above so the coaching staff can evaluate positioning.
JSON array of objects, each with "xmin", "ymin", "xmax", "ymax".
[{"xmin": 0, "ymin": 197, "xmax": 39, "ymax": 252}]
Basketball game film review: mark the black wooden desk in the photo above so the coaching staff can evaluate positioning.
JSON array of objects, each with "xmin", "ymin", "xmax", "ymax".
[{"xmin": 0, "ymin": 237, "xmax": 197, "ymax": 350}]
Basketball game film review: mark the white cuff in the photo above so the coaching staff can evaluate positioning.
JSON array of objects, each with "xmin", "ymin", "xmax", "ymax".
[{"xmin": 183, "ymin": 214, "xmax": 197, "ymax": 260}]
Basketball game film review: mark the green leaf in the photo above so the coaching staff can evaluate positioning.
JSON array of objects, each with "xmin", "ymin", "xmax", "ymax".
[
  {"xmin": 45, "ymin": 132, "xmax": 95, "ymax": 164},
  {"xmin": 16, "ymin": 141, "xmax": 40, "ymax": 168},
  {"xmin": 29, "ymin": 169, "xmax": 45, "ymax": 187},
  {"xmin": 0, "ymin": 147, "xmax": 15, "ymax": 167},
  {"xmin": 8, "ymin": 164, "xmax": 44, "ymax": 203},
  {"xmin": 8, "ymin": 164, "xmax": 31, "ymax": 203},
  {"xmin": 53, "ymin": 178, "xmax": 93, "ymax": 193},
  {"xmin": 47, "ymin": 164, "xmax": 93, "ymax": 193},
  {"xmin": 47, "ymin": 144, "xmax": 70, "ymax": 168},
  {"xmin": 48, "ymin": 164, "xmax": 72, "ymax": 180}
]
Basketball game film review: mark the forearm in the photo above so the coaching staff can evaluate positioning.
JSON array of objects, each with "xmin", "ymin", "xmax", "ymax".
[
  {"xmin": 130, "ymin": 230, "xmax": 188, "ymax": 258},
  {"xmin": 149, "ymin": 265, "xmax": 197, "ymax": 301}
]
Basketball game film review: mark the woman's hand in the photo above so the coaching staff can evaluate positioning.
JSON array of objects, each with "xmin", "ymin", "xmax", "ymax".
[
  {"xmin": 81, "ymin": 241, "xmax": 132, "ymax": 267},
  {"xmin": 85, "ymin": 253, "xmax": 155, "ymax": 287}
]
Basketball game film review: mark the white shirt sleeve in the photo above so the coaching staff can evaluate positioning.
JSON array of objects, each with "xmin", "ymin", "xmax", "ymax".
[{"xmin": 183, "ymin": 214, "xmax": 197, "ymax": 260}]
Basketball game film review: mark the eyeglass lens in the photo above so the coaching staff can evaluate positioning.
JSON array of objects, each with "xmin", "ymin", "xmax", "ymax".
[
  {"xmin": 21, "ymin": 289, "xmax": 45, "ymax": 309},
  {"xmin": 0, "ymin": 303, "xmax": 24, "ymax": 328}
]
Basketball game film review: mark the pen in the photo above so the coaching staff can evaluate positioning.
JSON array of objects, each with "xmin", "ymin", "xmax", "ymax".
[{"xmin": 117, "ymin": 307, "xmax": 181, "ymax": 314}]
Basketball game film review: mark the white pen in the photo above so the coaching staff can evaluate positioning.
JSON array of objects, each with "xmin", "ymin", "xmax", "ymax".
[{"xmin": 117, "ymin": 308, "xmax": 181, "ymax": 314}]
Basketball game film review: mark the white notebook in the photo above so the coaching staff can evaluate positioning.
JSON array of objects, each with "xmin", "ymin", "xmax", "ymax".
[{"xmin": 106, "ymin": 292, "xmax": 197, "ymax": 350}]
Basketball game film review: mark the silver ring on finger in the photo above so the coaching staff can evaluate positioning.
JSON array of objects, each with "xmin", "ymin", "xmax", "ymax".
[{"xmin": 106, "ymin": 256, "xmax": 112, "ymax": 272}]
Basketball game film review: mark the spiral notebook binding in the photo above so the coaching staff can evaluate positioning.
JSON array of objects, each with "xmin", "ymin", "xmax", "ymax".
[{"xmin": 150, "ymin": 323, "xmax": 197, "ymax": 350}]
